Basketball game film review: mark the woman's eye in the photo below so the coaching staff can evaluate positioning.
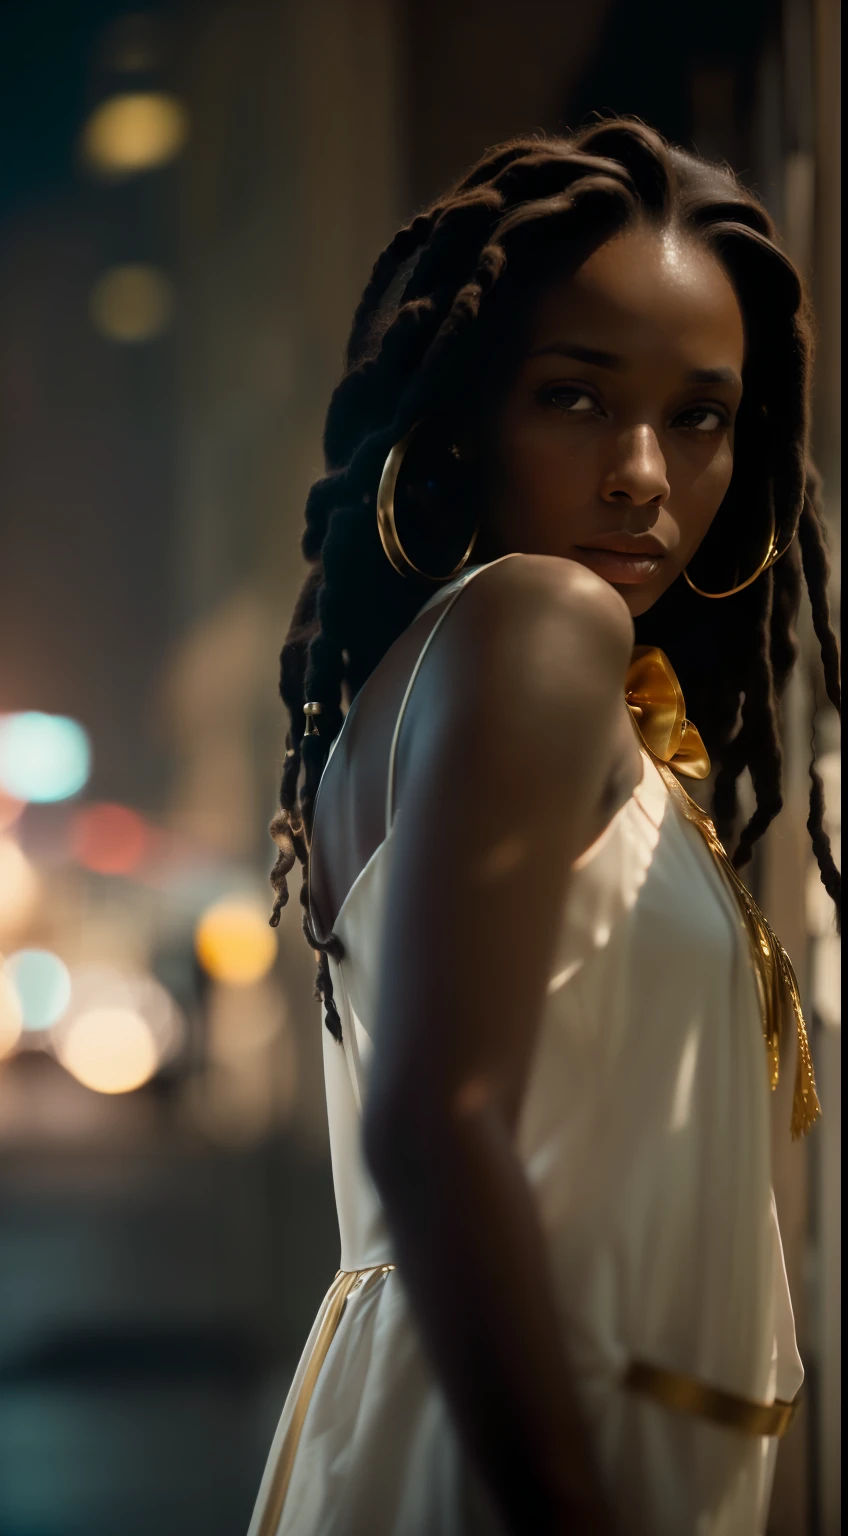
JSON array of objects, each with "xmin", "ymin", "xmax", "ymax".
[
  {"xmin": 542, "ymin": 386, "xmax": 599, "ymax": 414},
  {"xmin": 676, "ymin": 406, "xmax": 728, "ymax": 433}
]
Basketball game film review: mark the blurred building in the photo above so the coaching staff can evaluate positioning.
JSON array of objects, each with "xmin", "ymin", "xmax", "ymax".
[{"xmin": 0, "ymin": 3, "xmax": 839, "ymax": 1534}]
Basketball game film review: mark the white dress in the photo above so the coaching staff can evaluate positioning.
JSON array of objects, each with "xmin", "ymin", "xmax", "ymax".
[{"xmin": 249, "ymin": 561, "xmax": 804, "ymax": 1536}]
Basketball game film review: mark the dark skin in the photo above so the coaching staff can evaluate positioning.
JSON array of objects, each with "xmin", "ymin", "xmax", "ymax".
[{"xmin": 310, "ymin": 224, "xmax": 746, "ymax": 1535}]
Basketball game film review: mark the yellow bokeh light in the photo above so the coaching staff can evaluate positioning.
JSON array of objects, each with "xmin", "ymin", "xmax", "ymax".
[
  {"xmin": 0, "ymin": 968, "xmax": 23, "ymax": 1059},
  {"xmin": 90, "ymin": 265, "xmax": 174, "ymax": 343},
  {"xmin": 55, "ymin": 1006, "xmax": 158, "ymax": 1094},
  {"xmin": 81, "ymin": 92, "xmax": 188, "ymax": 176},
  {"xmin": 195, "ymin": 898, "xmax": 278, "ymax": 987},
  {"xmin": 0, "ymin": 837, "xmax": 39, "ymax": 934}
]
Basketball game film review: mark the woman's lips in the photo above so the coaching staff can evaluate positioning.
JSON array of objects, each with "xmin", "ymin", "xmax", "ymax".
[{"xmin": 574, "ymin": 546, "xmax": 665, "ymax": 585}]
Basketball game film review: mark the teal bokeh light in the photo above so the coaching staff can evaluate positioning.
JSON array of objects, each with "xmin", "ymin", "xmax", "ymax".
[
  {"xmin": 5, "ymin": 949, "xmax": 72, "ymax": 1031},
  {"xmin": 0, "ymin": 712, "xmax": 91, "ymax": 802}
]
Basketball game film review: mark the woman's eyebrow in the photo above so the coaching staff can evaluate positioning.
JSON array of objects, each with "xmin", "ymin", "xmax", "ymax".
[
  {"xmin": 527, "ymin": 343, "xmax": 742, "ymax": 390},
  {"xmin": 686, "ymin": 365, "xmax": 742, "ymax": 388},
  {"xmin": 528, "ymin": 343, "xmax": 622, "ymax": 367}
]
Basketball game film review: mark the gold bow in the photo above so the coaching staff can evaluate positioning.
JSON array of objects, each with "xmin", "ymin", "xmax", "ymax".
[
  {"xmin": 625, "ymin": 645, "xmax": 711, "ymax": 780},
  {"xmin": 624, "ymin": 644, "xmax": 820, "ymax": 1140}
]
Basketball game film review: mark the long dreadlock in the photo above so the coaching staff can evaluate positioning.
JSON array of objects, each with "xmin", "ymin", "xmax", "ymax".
[{"xmin": 270, "ymin": 118, "xmax": 841, "ymax": 1040}]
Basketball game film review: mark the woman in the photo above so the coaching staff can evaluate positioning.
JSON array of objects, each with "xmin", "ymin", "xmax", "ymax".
[{"xmin": 250, "ymin": 120, "xmax": 841, "ymax": 1535}]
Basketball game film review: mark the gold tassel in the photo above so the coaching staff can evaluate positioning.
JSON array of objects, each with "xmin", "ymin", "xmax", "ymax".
[{"xmin": 652, "ymin": 761, "xmax": 821, "ymax": 1140}]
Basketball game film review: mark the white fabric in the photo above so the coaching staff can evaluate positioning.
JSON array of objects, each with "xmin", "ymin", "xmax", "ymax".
[{"xmin": 249, "ymin": 565, "xmax": 803, "ymax": 1536}]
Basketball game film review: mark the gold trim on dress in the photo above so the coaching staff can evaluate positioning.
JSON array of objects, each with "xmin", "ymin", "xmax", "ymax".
[
  {"xmin": 623, "ymin": 1359, "xmax": 800, "ymax": 1438},
  {"xmin": 255, "ymin": 1265, "xmax": 396, "ymax": 1535},
  {"xmin": 624, "ymin": 645, "xmax": 820, "ymax": 1140},
  {"xmin": 256, "ymin": 1259, "xmax": 798, "ymax": 1532}
]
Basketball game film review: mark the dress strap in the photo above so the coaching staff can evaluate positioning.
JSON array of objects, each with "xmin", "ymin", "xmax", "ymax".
[{"xmin": 384, "ymin": 554, "xmax": 519, "ymax": 836}]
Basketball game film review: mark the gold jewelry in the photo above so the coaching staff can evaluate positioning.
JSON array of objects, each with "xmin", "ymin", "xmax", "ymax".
[
  {"xmin": 683, "ymin": 511, "xmax": 795, "ymax": 599},
  {"xmin": 376, "ymin": 420, "xmax": 480, "ymax": 584},
  {"xmin": 303, "ymin": 701, "xmax": 323, "ymax": 737}
]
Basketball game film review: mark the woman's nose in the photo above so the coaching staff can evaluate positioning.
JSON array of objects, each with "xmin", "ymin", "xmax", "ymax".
[{"xmin": 601, "ymin": 424, "xmax": 670, "ymax": 508}]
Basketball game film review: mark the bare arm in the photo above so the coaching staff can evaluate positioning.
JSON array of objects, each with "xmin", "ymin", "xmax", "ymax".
[{"xmin": 363, "ymin": 555, "xmax": 634, "ymax": 1536}]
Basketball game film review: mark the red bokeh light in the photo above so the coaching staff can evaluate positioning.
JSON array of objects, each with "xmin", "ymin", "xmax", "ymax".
[{"xmin": 70, "ymin": 802, "xmax": 151, "ymax": 875}]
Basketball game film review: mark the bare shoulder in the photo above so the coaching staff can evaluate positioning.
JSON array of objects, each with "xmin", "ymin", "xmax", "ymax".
[
  {"xmin": 460, "ymin": 551, "xmax": 632, "ymax": 662},
  {"xmin": 402, "ymin": 554, "xmax": 635, "ymax": 812},
  {"xmin": 421, "ymin": 553, "xmax": 633, "ymax": 720}
]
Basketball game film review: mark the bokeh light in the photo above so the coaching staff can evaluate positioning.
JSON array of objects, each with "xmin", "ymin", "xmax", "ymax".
[
  {"xmin": 208, "ymin": 978, "xmax": 285, "ymax": 1062},
  {"xmin": 80, "ymin": 92, "xmax": 189, "ymax": 176},
  {"xmin": 0, "ymin": 968, "xmax": 23, "ymax": 1059},
  {"xmin": 54, "ymin": 1006, "xmax": 159, "ymax": 1094},
  {"xmin": 129, "ymin": 971, "xmax": 185, "ymax": 1065},
  {"xmin": 5, "ymin": 949, "xmax": 71, "ymax": 1031},
  {"xmin": 195, "ymin": 896, "xmax": 278, "ymax": 987},
  {"xmin": 70, "ymin": 802, "xmax": 151, "ymax": 875},
  {"xmin": 0, "ymin": 712, "xmax": 91, "ymax": 802},
  {"xmin": 0, "ymin": 838, "xmax": 39, "ymax": 933},
  {"xmin": 0, "ymin": 790, "xmax": 25, "ymax": 834},
  {"xmin": 89, "ymin": 265, "xmax": 174, "ymax": 343},
  {"xmin": 50, "ymin": 965, "xmax": 185, "ymax": 1092}
]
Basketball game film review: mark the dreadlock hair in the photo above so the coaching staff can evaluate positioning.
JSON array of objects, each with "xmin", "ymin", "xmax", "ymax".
[{"xmin": 269, "ymin": 117, "xmax": 842, "ymax": 1040}]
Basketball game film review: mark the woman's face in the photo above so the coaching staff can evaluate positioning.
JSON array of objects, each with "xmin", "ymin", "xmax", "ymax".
[{"xmin": 477, "ymin": 222, "xmax": 746, "ymax": 617}]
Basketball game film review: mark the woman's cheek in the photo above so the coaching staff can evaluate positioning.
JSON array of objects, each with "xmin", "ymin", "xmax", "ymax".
[
  {"xmin": 674, "ymin": 442, "xmax": 735, "ymax": 531},
  {"xmin": 705, "ymin": 437, "xmax": 735, "ymax": 501}
]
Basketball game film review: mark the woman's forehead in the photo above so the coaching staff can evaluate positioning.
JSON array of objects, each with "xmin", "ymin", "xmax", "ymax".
[{"xmin": 524, "ymin": 225, "xmax": 745, "ymax": 371}]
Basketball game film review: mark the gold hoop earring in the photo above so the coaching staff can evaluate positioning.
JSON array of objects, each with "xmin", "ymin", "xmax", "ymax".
[
  {"xmin": 683, "ymin": 512, "xmax": 795, "ymax": 599},
  {"xmin": 376, "ymin": 420, "xmax": 480, "ymax": 584}
]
